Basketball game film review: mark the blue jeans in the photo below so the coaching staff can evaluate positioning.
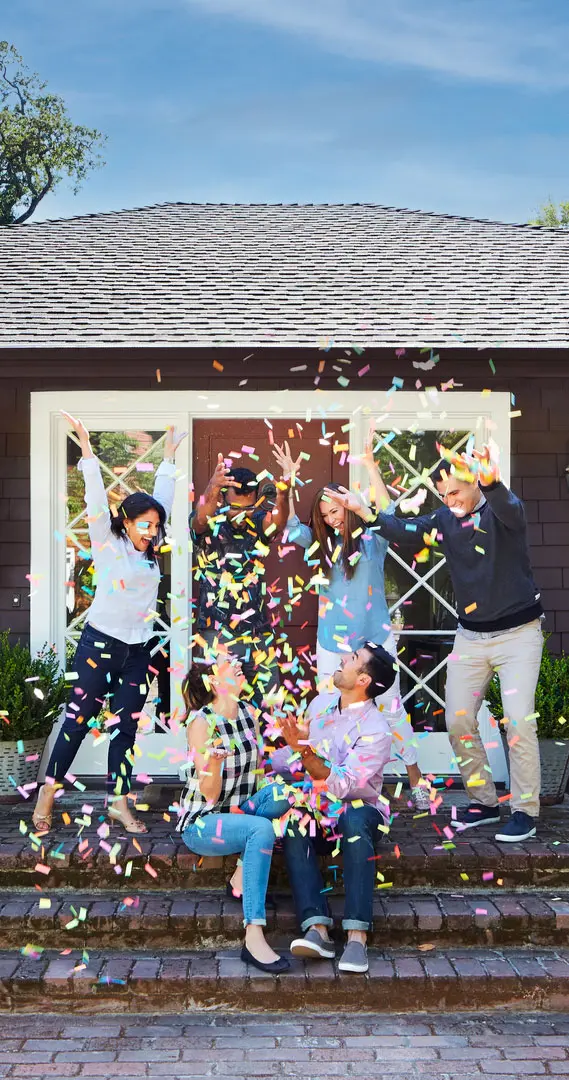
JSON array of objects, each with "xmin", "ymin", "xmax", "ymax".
[
  {"xmin": 182, "ymin": 784, "xmax": 291, "ymax": 925},
  {"xmin": 46, "ymin": 624, "xmax": 152, "ymax": 795},
  {"xmin": 283, "ymin": 803, "xmax": 384, "ymax": 932}
]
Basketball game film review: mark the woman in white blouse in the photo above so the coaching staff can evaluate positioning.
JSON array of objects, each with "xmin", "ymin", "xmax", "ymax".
[{"xmin": 32, "ymin": 412, "xmax": 185, "ymax": 835}]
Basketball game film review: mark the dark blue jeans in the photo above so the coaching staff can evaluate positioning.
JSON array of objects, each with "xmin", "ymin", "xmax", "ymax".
[
  {"xmin": 283, "ymin": 803, "xmax": 384, "ymax": 932},
  {"xmin": 46, "ymin": 624, "xmax": 152, "ymax": 795}
]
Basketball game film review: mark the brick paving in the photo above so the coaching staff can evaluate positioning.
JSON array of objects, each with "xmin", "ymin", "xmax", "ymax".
[
  {"xmin": 2, "ymin": 789, "xmax": 569, "ymax": 891},
  {"xmin": 0, "ymin": 1011, "xmax": 567, "ymax": 1077}
]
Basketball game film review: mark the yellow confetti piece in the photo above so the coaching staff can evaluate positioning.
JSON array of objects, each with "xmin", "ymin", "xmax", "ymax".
[{"xmin": 464, "ymin": 602, "xmax": 477, "ymax": 614}]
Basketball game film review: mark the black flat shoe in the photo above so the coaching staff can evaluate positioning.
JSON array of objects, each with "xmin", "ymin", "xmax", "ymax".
[
  {"xmin": 241, "ymin": 946, "xmax": 290, "ymax": 974},
  {"xmin": 225, "ymin": 880, "xmax": 277, "ymax": 910}
]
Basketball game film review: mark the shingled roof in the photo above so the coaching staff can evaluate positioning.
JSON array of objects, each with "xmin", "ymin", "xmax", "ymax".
[{"xmin": 1, "ymin": 202, "xmax": 568, "ymax": 349}]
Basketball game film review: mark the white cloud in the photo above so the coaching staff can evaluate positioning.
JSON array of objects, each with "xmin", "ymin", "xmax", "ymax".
[{"xmin": 181, "ymin": 0, "xmax": 569, "ymax": 88}]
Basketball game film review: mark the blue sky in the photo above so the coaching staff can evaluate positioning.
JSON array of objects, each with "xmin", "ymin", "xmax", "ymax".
[{"xmin": 4, "ymin": 0, "xmax": 569, "ymax": 223}]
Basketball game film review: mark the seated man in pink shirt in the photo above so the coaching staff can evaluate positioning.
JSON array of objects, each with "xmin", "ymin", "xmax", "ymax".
[{"xmin": 272, "ymin": 643, "xmax": 395, "ymax": 974}]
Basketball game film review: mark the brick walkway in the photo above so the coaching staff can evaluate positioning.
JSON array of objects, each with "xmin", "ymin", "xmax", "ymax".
[{"xmin": 0, "ymin": 1011, "xmax": 568, "ymax": 1078}]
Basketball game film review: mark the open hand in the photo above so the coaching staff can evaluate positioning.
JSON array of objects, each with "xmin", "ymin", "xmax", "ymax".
[
  {"xmin": 280, "ymin": 714, "xmax": 310, "ymax": 753},
  {"xmin": 437, "ymin": 441, "xmax": 500, "ymax": 486},
  {"xmin": 61, "ymin": 411, "xmax": 91, "ymax": 454},
  {"xmin": 472, "ymin": 443, "xmax": 500, "ymax": 485},
  {"xmin": 164, "ymin": 426, "xmax": 188, "ymax": 460},
  {"xmin": 360, "ymin": 420, "xmax": 378, "ymax": 471},
  {"xmin": 210, "ymin": 452, "xmax": 237, "ymax": 492},
  {"xmin": 322, "ymin": 485, "xmax": 368, "ymax": 517},
  {"xmin": 272, "ymin": 441, "xmax": 302, "ymax": 482}
]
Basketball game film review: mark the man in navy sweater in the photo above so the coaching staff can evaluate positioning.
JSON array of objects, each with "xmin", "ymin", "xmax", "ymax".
[{"xmin": 323, "ymin": 443, "xmax": 543, "ymax": 841}]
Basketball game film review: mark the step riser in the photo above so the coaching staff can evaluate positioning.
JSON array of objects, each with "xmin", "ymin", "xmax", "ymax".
[
  {"xmin": 3, "ymin": 861, "xmax": 569, "ymax": 890},
  {"xmin": 3, "ymin": 976, "xmax": 569, "ymax": 1015},
  {"xmin": 2, "ymin": 923, "xmax": 569, "ymax": 951}
]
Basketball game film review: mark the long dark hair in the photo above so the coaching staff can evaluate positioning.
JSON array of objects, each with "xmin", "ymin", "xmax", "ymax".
[
  {"xmin": 182, "ymin": 661, "xmax": 216, "ymax": 712},
  {"xmin": 110, "ymin": 492, "xmax": 167, "ymax": 563},
  {"xmin": 309, "ymin": 483, "xmax": 362, "ymax": 582}
]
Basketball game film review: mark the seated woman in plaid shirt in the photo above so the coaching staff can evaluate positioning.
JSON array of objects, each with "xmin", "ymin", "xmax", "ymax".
[{"xmin": 177, "ymin": 654, "xmax": 291, "ymax": 973}]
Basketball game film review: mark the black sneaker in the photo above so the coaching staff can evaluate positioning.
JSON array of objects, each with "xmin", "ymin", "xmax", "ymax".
[
  {"xmin": 450, "ymin": 803, "xmax": 500, "ymax": 831},
  {"xmin": 495, "ymin": 811, "xmax": 537, "ymax": 843}
]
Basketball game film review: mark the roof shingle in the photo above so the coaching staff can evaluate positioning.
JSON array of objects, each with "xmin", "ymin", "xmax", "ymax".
[{"xmin": 1, "ymin": 202, "xmax": 568, "ymax": 349}]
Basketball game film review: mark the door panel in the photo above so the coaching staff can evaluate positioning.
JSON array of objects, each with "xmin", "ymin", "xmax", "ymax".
[{"xmin": 192, "ymin": 419, "xmax": 348, "ymax": 669}]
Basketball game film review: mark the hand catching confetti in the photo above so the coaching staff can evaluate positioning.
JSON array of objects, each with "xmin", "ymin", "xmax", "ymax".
[
  {"xmin": 280, "ymin": 714, "xmax": 310, "ymax": 753},
  {"xmin": 436, "ymin": 441, "xmax": 500, "ymax": 486},
  {"xmin": 272, "ymin": 441, "xmax": 303, "ymax": 482},
  {"xmin": 472, "ymin": 443, "xmax": 501, "ymax": 486},
  {"xmin": 209, "ymin": 452, "xmax": 237, "ymax": 492}
]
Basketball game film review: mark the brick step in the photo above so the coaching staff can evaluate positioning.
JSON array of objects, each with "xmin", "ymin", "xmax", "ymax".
[
  {"xmin": 2, "ymin": 945, "xmax": 569, "ymax": 1013},
  {"xmin": 5, "ymin": 829, "xmax": 569, "ymax": 890},
  {"xmin": 2, "ymin": 888, "xmax": 569, "ymax": 950}
]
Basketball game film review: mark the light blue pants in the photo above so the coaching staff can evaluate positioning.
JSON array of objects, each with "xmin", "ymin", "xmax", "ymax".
[{"xmin": 182, "ymin": 784, "xmax": 292, "ymax": 925}]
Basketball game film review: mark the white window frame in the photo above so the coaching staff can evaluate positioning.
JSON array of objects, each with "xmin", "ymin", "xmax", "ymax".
[{"xmin": 31, "ymin": 388, "xmax": 511, "ymax": 780}]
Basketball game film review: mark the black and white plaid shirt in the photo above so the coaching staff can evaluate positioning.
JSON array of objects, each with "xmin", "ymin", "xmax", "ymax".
[{"xmin": 176, "ymin": 701, "xmax": 260, "ymax": 832}]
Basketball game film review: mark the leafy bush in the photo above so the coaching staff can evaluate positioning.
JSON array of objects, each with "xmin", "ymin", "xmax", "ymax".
[
  {"xmin": 485, "ymin": 636, "xmax": 569, "ymax": 740},
  {"xmin": 0, "ymin": 632, "xmax": 67, "ymax": 741}
]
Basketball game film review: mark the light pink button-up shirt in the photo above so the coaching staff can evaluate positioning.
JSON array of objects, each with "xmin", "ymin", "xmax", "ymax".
[{"xmin": 271, "ymin": 692, "xmax": 392, "ymax": 811}]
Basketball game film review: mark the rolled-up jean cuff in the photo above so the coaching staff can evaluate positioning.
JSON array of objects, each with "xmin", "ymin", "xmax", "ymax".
[
  {"xmin": 301, "ymin": 915, "xmax": 334, "ymax": 932},
  {"xmin": 342, "ymin": 919, "xmax": 370, "ymax": 931},
  {"xmin": 244, "ymin": 918, "xmax": 266, "ymax": 927}
]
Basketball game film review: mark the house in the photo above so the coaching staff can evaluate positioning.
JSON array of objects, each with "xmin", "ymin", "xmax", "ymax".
[{"xmin": 1, "ymin": 202, "xmax": 568, "ymax": 782}]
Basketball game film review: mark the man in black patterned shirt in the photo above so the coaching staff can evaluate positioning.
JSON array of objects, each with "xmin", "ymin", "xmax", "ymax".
[{"xmin": 190, "ymin": 454, "xmax": 289, "ymax": 707}]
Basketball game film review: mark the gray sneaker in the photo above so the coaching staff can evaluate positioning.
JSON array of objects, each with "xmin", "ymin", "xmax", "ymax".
[
  {"xmin": 338, "ymin": 940, "xmax": 368, "ymax": 973},
  {"xmin": 290, "ymin": 927, "xmax": 335, "ymax": 960}
]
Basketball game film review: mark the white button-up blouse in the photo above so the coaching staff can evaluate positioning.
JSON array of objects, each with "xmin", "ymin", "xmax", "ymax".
[{"xmin": 77, "ymin": 456, "xmax": 176, "ymax": 644}]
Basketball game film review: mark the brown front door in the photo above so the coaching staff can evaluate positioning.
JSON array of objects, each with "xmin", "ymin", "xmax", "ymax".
[{"xmin": 192, "ymin": 417, "xmax": 349, "ymax": 671}]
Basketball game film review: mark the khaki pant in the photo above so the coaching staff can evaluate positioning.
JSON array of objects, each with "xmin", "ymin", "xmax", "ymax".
[{"xmin": 445, "ymin": 619, "xmax": 543, "ymax": 818}]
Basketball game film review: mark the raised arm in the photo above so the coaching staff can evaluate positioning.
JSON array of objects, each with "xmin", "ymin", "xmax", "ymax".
[
  {"xmin": 191, "ymin": 453, "xmax": 237, "ymax": 535},
  {"xmin": 152, "ymin": 426, "xmax": 187, "ymax": 521},
  {"xmin": 360, "ymin": 423, "xmax": 392, "ymax": 512},
  {"xmin": 479, "ymin": 481, "xmax": 525, "ymax": 529},
  {"xmin": 321, "ymin": 485, "xmax": 439, "ymax": 549},
  {"xmin": 262, "ymin": 477, "xmax": 290, "ymax": 537},
  {"xmin": 267, "ymin": 440, "xmax": 303, "ymax": 538},
  {"xmin": 63, "ymin": 411, "xmax": 112, "ymax": 548}
]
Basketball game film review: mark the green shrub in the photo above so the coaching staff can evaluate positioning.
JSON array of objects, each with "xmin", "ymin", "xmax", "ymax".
[
  {"xmin": 485, "ymin": 636, "xmax": 569, "ymax": 740},
  {"xmin": 0, "ymin": 632, "xmax": 67, "ymax": 742}
]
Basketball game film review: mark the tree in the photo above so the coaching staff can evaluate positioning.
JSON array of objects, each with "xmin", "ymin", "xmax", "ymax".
[
  {"xmin": 0, "ymin": 41, "xmax": 105, "ymax": 224},
  {"xmin": 529, "ymin": 200, "xmax": 569, "ymax": 230}
]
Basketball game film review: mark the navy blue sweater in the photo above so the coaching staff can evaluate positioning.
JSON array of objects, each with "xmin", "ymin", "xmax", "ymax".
[{"xmin": 370, "ymin": 481, "xmax": 542, "ymax": 632}]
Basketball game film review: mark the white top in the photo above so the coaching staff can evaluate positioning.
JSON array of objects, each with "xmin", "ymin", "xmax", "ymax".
[{"xmin": 77, "ymin": 456, "xmax": 176, "ymax": 644}]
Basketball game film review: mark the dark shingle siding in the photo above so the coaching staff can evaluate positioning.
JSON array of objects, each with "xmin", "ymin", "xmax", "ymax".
[{"xmin": 0, "ymin": 203, "xmax": 568, "ymax": 349}]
